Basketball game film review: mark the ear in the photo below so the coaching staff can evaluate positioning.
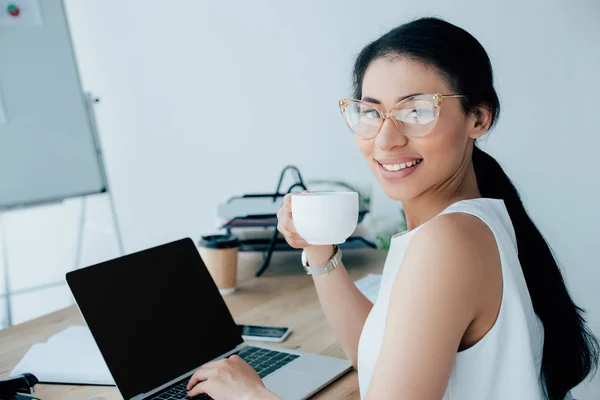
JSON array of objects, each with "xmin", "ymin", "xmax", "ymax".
[{"xmin": 467, "ymin": 106, "xmax": 492, "ymax": 139}]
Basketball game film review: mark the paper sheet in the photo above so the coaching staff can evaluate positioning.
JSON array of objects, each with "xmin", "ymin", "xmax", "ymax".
[{"xmin": 11, "ymin": 325, "xmax": 114, "ymax": 385}]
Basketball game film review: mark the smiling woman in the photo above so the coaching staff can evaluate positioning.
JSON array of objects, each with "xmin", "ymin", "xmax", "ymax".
[{"xmin": 343, "ymin": 17, "xmax": 599, "ymax": 400}]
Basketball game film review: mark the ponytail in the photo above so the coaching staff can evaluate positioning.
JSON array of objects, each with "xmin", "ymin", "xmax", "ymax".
[{"xmin": 472, "ymin": 145, "xmax": 599, "ymax": 400}]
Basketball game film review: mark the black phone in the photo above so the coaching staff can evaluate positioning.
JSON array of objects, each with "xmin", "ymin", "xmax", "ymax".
[{"xmin": 238, "ymin": 324, "xmax": 292, "ymax": 343}]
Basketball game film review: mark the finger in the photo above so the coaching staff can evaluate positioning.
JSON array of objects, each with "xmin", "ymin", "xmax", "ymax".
[
  {"xmin": 200, "ymin": 360, "xmax": 220, "ymax": 369},
  {"xmin": 289, "ymin": 238, "xmax": 309, "ymax": 249},
  {"xmin": 227, "ymin": 354, "xmax": 255, "ymax": 369},
  {"xmin": 283, "ymin": 193, "xmax": 292, "ymax": 208},
  {"xmin": 228, "ymin": 354, "xmax": 253, "ymax": 369},
  {"xmin": 284, "ymin": 229, "xmax": 304, "ymax": 242},
  {"xmin": 278, "ymin": 224, "xmax": 301, "ymax": 242},
  {"xmin": 277, "ymin": 219, "xmax": 287, "ymax": 236},
  {"xmin": 277, "ymin": 208, "xmax": 309, "ymax": 247},
  {"xmin": 281, "ymin": 229, "xmax": 308, "ymax": 248},
  {"xmin": 277, "ymin": 214, "xmax": 296, "ymax": 237},
  {"xmin": 276, "ymin": 205, "xmax": 290, "ymax": 221},
  {"xmin": 278, "ymin": 209, "xmax": 297, "ymax": 231},
  {"xmin": 229, "ymin": 354, "xmax": 243, "ymax": 362},
  {"xmin": 186, "ymin": 367, "xmax": 217, "ymax": 390},
  {"xmin": 187, "ymin": 380, "xmax": 209, "ymax": 397}
]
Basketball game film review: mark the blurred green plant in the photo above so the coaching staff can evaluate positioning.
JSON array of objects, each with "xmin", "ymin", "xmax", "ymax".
[{"xmin": 374, "ymin": 207, "xmax": 407, "ymax": 250}]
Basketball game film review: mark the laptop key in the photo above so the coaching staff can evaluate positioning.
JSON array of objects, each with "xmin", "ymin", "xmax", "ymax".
[
  {"xmin": 256, "ymin": 365, "xmax": 267, "ymax": 373},
  {"xmin": 236, "ymin": 348, "xmax": 300, "ymax": 380},
  {"xmin": 255, "ymin": 362, "xmax": 270, "ymax": 370},
  {"xmin": 272, "ymin": 361, "xmax": 288, "ymax": 369},
  {"xmin": 261, "ymin": 366, "xmax": 279, "ymax": 377},
  {"xmin": 189, "ymin": 395, "xmax": 212, "ymax": 400}
]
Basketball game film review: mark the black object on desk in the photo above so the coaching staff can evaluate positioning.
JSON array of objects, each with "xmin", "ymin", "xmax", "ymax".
[
  {"xmin": 217, "ymin": 165, "xmax": 376, "ymax": 277},
  {"xmin": 0, "ymin": 373, "xmax": 40, "ymax": 400}
]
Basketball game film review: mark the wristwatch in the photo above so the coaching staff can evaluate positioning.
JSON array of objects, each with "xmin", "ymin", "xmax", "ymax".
[{"xmin": 301, "ymin": 245, "xmax": 342, "ymax": 276}]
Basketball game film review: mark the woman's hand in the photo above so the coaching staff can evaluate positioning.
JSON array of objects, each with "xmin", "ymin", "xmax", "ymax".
[
  {"xmin": 277, "ymin": 193, "xmax": 310, "ymax": 249},
  {"xmin": 277, "ymin": 192, "xmax": 337, "ymax": 265},
  {"xmin": 186, "ymin": 355, "xmax": 278, "ymax": 400},
  {"xmin": 277, "ymin": 192, "xmax": 336, "ymax": 265}
]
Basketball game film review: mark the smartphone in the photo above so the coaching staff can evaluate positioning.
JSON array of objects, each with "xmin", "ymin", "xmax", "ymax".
[{"xmin": 238, "ymin": 324, "xmax": 292, "ymax": 343}]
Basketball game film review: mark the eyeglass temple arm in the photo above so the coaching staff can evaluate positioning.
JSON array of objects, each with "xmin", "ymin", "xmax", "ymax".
[{"xmin": 440, "ymin": 94, "xmax": 466, "ymax": 99}]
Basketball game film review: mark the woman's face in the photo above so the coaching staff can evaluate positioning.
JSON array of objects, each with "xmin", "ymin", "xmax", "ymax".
[{"xmin": 356, "ymin": 57, "xmax": 481, "ymax": 202}]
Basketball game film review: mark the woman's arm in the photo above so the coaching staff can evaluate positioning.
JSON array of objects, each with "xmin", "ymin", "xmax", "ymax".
[
  {"xmin": 276, "ymin": 193, "xmax": 374, "ymax": 368},
  {"xmin": 305, "ymin": 245, "xmax": 374, "ymax": 368},
  {"xmin": 364, "ymin": 213, "xmax": 500, "ymax": 400}
]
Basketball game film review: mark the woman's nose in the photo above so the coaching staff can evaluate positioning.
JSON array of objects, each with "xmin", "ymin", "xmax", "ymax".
[{"xmin": 375, "ymin": 118, "xmax": 408, "ymax": 150}]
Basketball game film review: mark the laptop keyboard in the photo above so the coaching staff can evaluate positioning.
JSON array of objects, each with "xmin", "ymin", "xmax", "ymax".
[
  {"xmin": 237, "ymin": 346, "xmax": 300, "ymax": 378},
  {"xmin": 151, "ymin": 381, "xmax": 211, "ymax": 400},
  {"xmin": 150, "ymin": 347, "xmax": 299, "ymax": 400}
]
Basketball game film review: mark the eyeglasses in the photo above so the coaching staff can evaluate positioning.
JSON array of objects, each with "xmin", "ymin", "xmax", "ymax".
[{"xmin": 338, "ymin": 93, "xmax": 465, "ymax": 139}]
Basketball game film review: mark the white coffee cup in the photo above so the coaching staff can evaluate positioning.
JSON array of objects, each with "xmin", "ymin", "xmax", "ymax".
[{"xmin": 291, "ymin": 191, "xmax": 359, "ymax": 245}]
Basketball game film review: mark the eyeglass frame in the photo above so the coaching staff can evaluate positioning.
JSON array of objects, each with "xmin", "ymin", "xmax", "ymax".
[{"xmin": 338, "ymin": 93, "xmax": 466, "ymax": 139}]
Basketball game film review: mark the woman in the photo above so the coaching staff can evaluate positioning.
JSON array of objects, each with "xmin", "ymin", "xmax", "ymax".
[{"xmin": 187, "ymin": 17, "xmax": 598, "ymax": 400}]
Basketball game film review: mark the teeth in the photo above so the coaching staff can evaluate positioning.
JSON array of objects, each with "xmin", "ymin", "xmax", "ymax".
[{"xmin": 382, "ymin": 159, "xmax": 421, "ymax": 172}]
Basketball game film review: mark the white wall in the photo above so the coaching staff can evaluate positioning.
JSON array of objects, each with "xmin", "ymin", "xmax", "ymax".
[{"xmin": 1, "ymin": 0, "xmax": 599, "ymax": 396}]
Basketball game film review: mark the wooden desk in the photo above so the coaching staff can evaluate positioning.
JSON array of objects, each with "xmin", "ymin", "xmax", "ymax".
[{"xmin": 0, "ymin": 248, "xmax": 385, "ymax": 400}]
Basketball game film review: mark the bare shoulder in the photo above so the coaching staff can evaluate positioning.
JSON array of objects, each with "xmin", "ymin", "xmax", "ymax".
[
  {"xmin": 401, "ymin": 211, "xmax": 500, "ymax": 290},
  {"xmin": 416, "ymin": 211, "xmax": 495, "ymax": 246},
  {"xmin": 411, "ymin": 211, "xmax": 497, "ymax": 256}
]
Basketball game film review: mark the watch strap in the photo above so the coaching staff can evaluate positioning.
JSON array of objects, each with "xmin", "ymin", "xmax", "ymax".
[{"xmin": 301, "ymin": 245, "xmax": 342, "ymax": 276}]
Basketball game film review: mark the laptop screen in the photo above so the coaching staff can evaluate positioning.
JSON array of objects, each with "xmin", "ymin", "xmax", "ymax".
[{"xmin": 66, "ymin": 238, "xmax": 243, "ymax": 399}]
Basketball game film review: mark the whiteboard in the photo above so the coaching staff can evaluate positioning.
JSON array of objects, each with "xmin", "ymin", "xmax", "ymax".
[{"xmin": 0, "ymin": 0, "xmax": 106, "ymax": 210}]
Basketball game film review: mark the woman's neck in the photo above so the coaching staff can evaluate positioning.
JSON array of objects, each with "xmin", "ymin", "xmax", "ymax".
[{"xmin": 402, "ymin": 163, "xmax": 482, "ymax": 231}]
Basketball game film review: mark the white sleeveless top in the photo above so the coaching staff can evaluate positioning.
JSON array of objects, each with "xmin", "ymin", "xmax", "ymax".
[{"xmin": 356, "ymin": 198, "xmax": 565, "ymax": 400}]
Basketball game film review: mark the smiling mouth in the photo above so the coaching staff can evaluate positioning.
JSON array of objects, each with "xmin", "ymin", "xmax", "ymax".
[{"xmin": 378, "ymin": 158, "xmax": 423, "ymax": 171}]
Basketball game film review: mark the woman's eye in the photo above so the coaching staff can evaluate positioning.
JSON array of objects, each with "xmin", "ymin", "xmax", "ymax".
[
  {"xmin": 360, "ymin": 109, "xmax": 379, "ymax": 119},
  {"xmin": 408, "ymin": 108, "xmax": 425, "ymax": 117},
  {"xmin": 403, "ymin": 107, "xmax": 433, "ymax": 122}
]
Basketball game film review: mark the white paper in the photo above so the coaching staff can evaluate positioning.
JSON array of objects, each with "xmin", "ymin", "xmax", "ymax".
[
  {"xmin": 10, "ymin": 325, "xmax": 115, "ymax": 385},
  {"xmin": 354, "ymin": 273, "xmax": 381, "ymax": 303},
  {"xmin": 0, "ymin": 0, "xmax": 43, "ymax": 27}
]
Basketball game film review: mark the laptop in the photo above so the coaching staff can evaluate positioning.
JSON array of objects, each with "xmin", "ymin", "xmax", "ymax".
[{"xmin": 66, "ymin": 238, "xmax": 351, "ymax": 400}]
